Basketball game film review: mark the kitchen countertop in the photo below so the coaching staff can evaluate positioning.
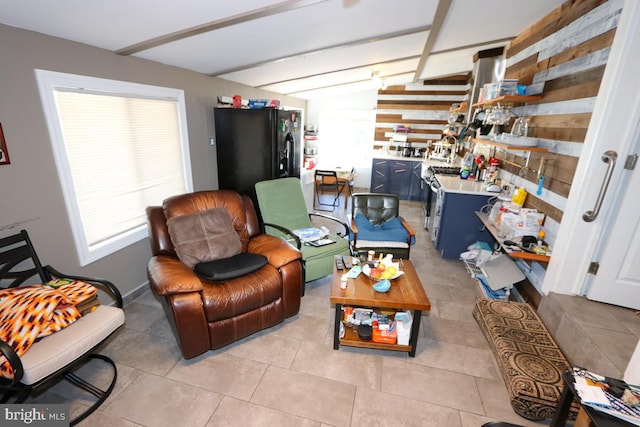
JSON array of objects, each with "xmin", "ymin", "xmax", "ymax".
[
  {"xmin": 371, "ymin": 150, "xmax": 424, "ymax": 161},
  {"xmin": 436, "ymin": 174, "xmax": 498, "ymax": 196},
  {"xmin": 372, "ymin": 150, "xmax": 498, "ymax": 195},
  {"xmin": 421, "ymin": 157, "xmax": 498, "ymax": 196}
]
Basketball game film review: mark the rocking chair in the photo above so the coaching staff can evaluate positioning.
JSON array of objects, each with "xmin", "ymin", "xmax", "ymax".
[{"xmin": 0, "ymin": 230, "xmax": 125, "ymax": 425}]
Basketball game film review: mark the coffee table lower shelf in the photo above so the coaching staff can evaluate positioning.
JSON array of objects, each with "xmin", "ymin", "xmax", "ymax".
[
  {"xmin": 338, "ymin": 324, "xmax": 412, "ymax": 353},
  {"xmin": 333, "ymin": 303, "xmax": 424, "ymax": 357}
]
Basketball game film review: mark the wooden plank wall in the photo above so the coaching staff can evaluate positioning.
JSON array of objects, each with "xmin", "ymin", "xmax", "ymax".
[
  {"xmin": 497, "ymin": 0, "xmax": 621, "ymax": 228},
  {"xmin": 488, "ymin": 0, "xmax": 622, "ymax": 300},
  {"xmin": 374, "ymin": 74, "xmax": 470, "ymax": 151},
  {"xmin": 371, "ymin": 0, "xmax": 621, "ymax": 244}
]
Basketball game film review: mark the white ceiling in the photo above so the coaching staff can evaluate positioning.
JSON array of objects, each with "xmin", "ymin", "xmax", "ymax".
[{"xmin": 0, "ymin": 0, "xmax": 566, "ymax": 100}]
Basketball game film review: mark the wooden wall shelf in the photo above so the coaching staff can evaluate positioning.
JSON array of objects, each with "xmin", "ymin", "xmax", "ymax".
[
  {"xmin": 475, "ymin": 212, "xmax": 551, "ymax": 263},
  {"xmin": 472, "ymin": 95, "xmax": 542, "ymax": 108},
  {"xmin": 472, "ymin": 138, "xmax": 547, "ymax": 153}
]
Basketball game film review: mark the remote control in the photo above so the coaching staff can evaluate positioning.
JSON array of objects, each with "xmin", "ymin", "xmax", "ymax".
[
  {"xmin": 342, "ymin": 256, "xmax": 352, "ymax": 269},
  {"xmin": 335, "ymin": 255, "xmax": 344, "ymax": 270}
]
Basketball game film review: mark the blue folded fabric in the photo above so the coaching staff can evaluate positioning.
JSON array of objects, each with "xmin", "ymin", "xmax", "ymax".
[{"xmin": 351, "ymin": 214, "xmax": 415, "ymax": 245}]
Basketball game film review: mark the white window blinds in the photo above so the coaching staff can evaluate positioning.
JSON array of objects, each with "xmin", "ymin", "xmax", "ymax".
[{"xmin": 36, "ymin": 70, "xmax": 192, "ymax": 265}]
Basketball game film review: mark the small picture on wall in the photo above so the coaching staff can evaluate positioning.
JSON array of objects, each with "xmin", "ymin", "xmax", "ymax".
[{"xmin": 0, "ymin": 123, "xmax": 10, "ymax": 165}]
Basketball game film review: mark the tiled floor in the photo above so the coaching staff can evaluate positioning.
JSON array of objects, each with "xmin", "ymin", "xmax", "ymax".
[{"xmin": 31, "ymin": 198, "xmax": 638, "ymax": 427}]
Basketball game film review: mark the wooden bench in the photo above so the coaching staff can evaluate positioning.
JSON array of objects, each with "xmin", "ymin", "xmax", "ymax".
[{"xmin": 473, "ymin": 297, "xmax": 575, "ymax": 421}]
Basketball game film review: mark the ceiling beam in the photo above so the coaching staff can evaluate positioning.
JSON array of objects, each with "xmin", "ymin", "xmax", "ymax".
[
  {"xmin": 115, "ymin": 0, "xmax": 329, "ymax": 56},
  {"xmin": 434, "ymin": 37, "xmax": 513, "ymax": 56},
  {"xmin": 413, "ymin": 0, "xmax": 452, "ymax": 82},
  {"xmin": 283, "ymin": 71, "xmax": 415, "ymax": 96},
  {"xmin": 211, "ymin": 26, "xmax": 430, "ymax": 76},
  {"xmin": 256, "ymin": 55, "xmax": 421, "ymax": 88},
  {"xmin": 256, "ymin": 38, "xmax": 513, "ymax": 93}
]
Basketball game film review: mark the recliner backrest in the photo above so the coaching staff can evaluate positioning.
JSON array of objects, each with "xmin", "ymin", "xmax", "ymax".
[
  {"xmin": 352, "ymin": 193, "xmax": 400, "ymax": 225},
  {"xmin": 147, "ymin": 190, "xmax": 261, "ymax": 256}
]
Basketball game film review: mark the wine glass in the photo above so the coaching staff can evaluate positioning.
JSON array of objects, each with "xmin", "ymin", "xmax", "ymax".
[{"xmin": 511, "ymin": 116, "xmax": 529, "ymax": 137}]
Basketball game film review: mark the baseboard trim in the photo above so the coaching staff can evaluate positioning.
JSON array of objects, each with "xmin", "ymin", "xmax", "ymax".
[{"xmin": 121, "ymin": 281, "xmax": 150, "ymax": 307}]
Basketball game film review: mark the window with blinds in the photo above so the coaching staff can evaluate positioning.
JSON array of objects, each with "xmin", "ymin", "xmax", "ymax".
[{"xmin": 35, "ymin": 70, "xmax": 192, "ymax": 266}]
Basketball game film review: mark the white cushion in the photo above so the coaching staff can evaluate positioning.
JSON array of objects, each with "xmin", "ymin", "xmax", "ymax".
[
  {"xmin": 19, "ymin": 305, "xmax": 125, "ymax": 385},
  {"xmin": 354, "ymin": 240, "xmax": 409, "ymax": 249}
]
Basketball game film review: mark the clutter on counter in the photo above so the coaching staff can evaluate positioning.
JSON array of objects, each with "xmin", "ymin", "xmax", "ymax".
[{"xmin": 484, "ymin": 197, "xmax": 551, "ymax": 257}]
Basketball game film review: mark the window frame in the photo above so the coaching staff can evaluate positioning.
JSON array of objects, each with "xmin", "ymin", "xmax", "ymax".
[
  {"xmin": 317, "ymin": 109, "xmax": 376, "ymax": 169},
  {"xmin": 35, "ymin": 69, "xmax": 193, "ymax": 266}
]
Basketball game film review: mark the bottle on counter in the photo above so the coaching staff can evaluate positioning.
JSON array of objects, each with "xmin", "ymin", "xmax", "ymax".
[
  {"xmin": 460, "ymin": 152, "xmax": 474, "ymax": 179},
  {"xmin": 511, "ymin": 186, "xmax": 528, "ymax": 207},
  {"xmin": 486, "ymin": 157, "xmax": 500, "ymax": 184},
  {"xmin": 475, "ymin": 155, "xmax": 486, "ymax": 181}
]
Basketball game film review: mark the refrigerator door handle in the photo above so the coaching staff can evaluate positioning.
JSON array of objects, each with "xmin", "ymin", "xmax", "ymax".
[{"xmin": 283, "ymin": 132, "xmax": 295, "ymax": 177}]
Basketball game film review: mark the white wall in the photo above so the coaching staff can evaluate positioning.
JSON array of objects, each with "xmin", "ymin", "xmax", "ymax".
[{"xmin": 0, "ymin": 23, "xmax": 306, "ymax": 301}]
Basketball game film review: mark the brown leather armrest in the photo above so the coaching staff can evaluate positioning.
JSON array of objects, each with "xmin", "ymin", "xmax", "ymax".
[
  {"xmin": 247, "ymin": 234, "xmax": 302, "ymax": 269},
  {"xmin": 148, "ymin": 256, "xmax": 203, "ymax": 296}
]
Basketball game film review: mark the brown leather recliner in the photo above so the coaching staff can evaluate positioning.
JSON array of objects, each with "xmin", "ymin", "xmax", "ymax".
[{"xmin": 146, "ymin": 190, "xmax": 303, "ymax": 359}]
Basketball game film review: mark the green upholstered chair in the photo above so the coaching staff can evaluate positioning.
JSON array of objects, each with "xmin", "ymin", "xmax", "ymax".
[{"xmin": 255, "ymin": 177, "xmax": 351, "ymax": 285}]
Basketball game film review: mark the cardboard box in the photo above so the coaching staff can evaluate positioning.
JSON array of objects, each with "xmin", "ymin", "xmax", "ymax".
[
  {"xmin": 248, "ymin": 99, "xmax": 268, "ymax": 109},
  {"xmin": 395, "ymin": 311, "xmax": 412, "ymax": 345}
]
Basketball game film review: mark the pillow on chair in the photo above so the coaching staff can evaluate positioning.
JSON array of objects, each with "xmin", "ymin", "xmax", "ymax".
[
  {"xmin": 167, "ymin": 207, "xmax": 242, "ymax": 268},
  {"xmin": 195, "ymin": 253, "xmax": 268, "ymax": 281},
  {"xmin": 380, "ymin": 217, "xmax": 416, "ymax": 244},
  {"xmin": 352, "ymin": 214, "xmax": 414, "ymax": 244}
]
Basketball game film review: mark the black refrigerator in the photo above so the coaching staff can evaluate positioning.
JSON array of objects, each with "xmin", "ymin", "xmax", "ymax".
[{"xmin": 214, "ymin": 107, "xmax": 301, "ymax": 207}]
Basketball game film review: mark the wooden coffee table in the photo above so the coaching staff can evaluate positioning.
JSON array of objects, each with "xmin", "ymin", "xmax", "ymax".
[{"xmin": 330, "ymin": 259, "xmax": 430, "ymax": 357}]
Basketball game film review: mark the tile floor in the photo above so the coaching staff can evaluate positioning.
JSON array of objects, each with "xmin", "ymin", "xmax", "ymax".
[{"xmin": 32, "ymin": 198, "xmax": 638, "ymax": 427}]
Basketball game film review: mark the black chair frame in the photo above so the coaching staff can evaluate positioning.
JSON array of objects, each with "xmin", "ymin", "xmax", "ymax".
[
  {"xmin": 337, "ymin": 167, "xmax": 356, "ymax": 199},
  {"xmin": 263, "ymin": 212, "xmax": 350, "ymax": 295},
  {"xmin": 0, "ymin": 230, "xmax": 124, "ymax": 426},
  {"xmin": 313, "ymin": 170, "xmax": 346, "ymax": 211}
]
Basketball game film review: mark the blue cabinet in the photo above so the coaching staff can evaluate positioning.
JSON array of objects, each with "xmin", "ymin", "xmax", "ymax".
[
  {"xmin": 371, "ymin": 158, "xmax": 388, "ymax": 193},
  {"xmin": 432, "ymin": 189, "xmax": 492, "ymax": 259},
  {"xmin": 370, "ymin": 158, "xmax": 422, "ymax": 201},
  {"xmin": 409, "ymin": 161, "xmax": 423, "ymax": 201}
]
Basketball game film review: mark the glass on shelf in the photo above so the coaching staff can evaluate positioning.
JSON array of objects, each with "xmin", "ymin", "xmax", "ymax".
[{"xmin": 511, "ymin": 117, "xmax": 530, "ymax": 137}]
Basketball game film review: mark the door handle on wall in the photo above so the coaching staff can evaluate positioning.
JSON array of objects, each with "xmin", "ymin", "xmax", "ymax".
[{"xmin": 583, "ymin": 150, "xmax": 617, "ymax": 222}]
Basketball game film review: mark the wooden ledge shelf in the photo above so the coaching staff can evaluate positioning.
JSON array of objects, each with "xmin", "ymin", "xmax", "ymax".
[
  {"xmin": 472, "ymin": 138, "xmax": 547, "ymax": 153},
  {"xmin": 475, "ymin": 212, "xmax": 551, "ymax": 263},
  {"xmin": 472, "ymin": 95, "xmax": 542, "ymax": 108}
]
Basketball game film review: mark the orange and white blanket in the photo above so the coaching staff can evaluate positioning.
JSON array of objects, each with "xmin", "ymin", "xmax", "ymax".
[{"xmin": 0, "ymin": 278, "xmax": 97, "ymax": 379}]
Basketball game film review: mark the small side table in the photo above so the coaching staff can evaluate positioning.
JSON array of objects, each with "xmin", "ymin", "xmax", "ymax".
[{"xmin": 550, "ymin": 371, "xmax": 635, "ymax": 426}]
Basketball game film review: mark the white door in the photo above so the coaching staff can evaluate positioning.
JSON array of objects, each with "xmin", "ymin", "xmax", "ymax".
[
  {"xmin": 584, "ymin": 1, "xmax": 640, "ymax": 308},
  {"xmin": 542, "ymin": 0, "xmax": 640, "ymax": 309},
  {"xmin": 586, "ymin": 129, "xmax": 640, "ymax": 309}
]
